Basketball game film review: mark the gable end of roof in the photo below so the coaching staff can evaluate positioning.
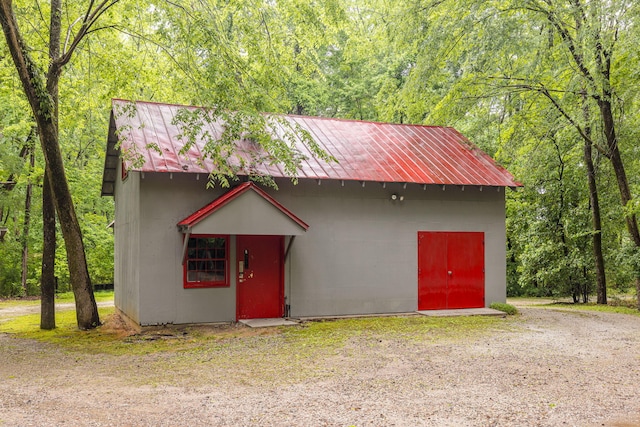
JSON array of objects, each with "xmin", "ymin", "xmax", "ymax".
[{"xmin": 177, "ymin": 182, "xmax": 309, "ymax": 231}]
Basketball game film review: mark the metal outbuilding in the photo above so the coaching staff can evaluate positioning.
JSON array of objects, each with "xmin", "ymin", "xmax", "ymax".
[{"xmin": 102, "ymin": 99, "xmax": 521, "ymax": 326}]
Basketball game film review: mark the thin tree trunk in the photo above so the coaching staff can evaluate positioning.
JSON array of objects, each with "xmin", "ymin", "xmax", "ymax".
[
  {"xmin": 20, "ymin": 141, "xmax": 35, "ymax": 294},
  {"xmin": 584, "ymin": 139, "xmax": 606, "ymax": 303},
  {"xmin": 40, "ymin": 172, "xmax": 56, "ymax": 330},
  {"xmin": 583, "ymin": 94, "xmax": 606, "ymax": 304}
]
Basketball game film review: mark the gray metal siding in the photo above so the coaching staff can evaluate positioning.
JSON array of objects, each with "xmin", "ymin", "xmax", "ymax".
[
  {"xmin": 124, "ymin": 173, "xmax": 507, "ymax": 324},
  {"xmin": 137, "ymin": 174, "xmax": 236, "ymax": 325},
  {"xmin": 269, "ymin": 179, "xmax": 506, "ymax": 317},
  {"xmin": 113, "ymin": 167, "xmax": 141, "ymax": 323},
  {"xmin": 190, "ymin": 190, "xmax": 306, "ymax": 235}
]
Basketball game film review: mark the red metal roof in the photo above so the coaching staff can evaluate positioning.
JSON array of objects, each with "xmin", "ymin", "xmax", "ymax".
[
  {"xmin": 107, "ymin": 99, "xmax": 521, "ymax": 188},
  {"xmin": 177, "ymin": 182, "xmax": 309, "ymax": 231}
]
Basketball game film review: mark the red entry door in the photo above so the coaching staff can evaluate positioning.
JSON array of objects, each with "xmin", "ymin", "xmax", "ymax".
[
  {"xmin": 236, "ymin": 235, "xmax": 284, "ymax": 320},
  {"xmin": 418, "ymin": 231, "xmax": 485, "ymax": 310}
]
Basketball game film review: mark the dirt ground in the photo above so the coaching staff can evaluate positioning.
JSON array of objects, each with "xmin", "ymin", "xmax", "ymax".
[{"xmin": 1, "ymin": 304, "xmax": 640, "ymax": 427}]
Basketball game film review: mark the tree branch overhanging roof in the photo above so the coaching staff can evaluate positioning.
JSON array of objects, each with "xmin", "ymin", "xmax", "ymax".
[{"xmin": 102, "ymin": 99, "xmax": 522, "ymax": 192}]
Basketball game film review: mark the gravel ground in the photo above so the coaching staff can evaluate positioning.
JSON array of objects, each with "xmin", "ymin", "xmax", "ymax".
[{"xmin": 1, "ymin": 305, "xmax": 639, "ymax": 427}]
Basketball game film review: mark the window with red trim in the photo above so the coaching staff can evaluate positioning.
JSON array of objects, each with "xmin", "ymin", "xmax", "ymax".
[{"xmin": 184, "ymin": 235, "xmax": 229, "ymax": 288}]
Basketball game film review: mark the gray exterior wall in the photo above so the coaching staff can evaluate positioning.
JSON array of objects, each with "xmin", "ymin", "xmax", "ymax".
[
  {"xmin": 113, "ymin": 165, "xmax": 141, "ymax": 323},
  {"xmin": 138, "ymin": 174, "xmax": 234, "ymax": 325},
  {"xmin": 113, "ymin": 173, "xmax": 507, "ymax": 325},
  {"xmin": 272, "ymin": 179, "xmax": 507, "ymax": 317}
]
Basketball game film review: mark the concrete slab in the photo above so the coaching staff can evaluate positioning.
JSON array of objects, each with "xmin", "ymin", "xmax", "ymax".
[
  {"xmin": 417, "ymin": 308, "xmax": 505, "ymax": 317},
  {"xmin": 239, "ymin": 318, "xmax": 299, "ymax": 328}
]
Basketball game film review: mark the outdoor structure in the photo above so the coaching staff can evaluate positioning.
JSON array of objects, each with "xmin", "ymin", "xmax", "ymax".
[{"xmin": 101, "ymin": 99, "xmax": 521, "ymax": 326}]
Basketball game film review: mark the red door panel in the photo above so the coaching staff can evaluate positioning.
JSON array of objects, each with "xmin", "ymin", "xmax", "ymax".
[
  {"xmin": 446, "ymin": 232, "xmax": 484, "ymax": 309},
  {"xmin": 236, "ymin": 235, "xmax": 284, "ymax": 320},
  {"xmin": 418, "ymin": 232, "xmax": 448, "ymax": 310},
  {"xmin": 418, "ymin": 231, "xmax": 484, "ymax": 310}
]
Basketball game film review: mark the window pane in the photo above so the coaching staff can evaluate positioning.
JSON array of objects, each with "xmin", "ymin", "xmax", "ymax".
[{"xmin": 185, "ymin": 236, "xmax": 227, "ymax": 286}]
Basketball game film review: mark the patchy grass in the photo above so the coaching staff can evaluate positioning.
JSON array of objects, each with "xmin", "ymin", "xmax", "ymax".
[
  {"xmin": 285, "ymin": 315, "xmax": 503, "ymax": 346},
  {"xmin": 51, "ymin": 290, "xmax": 114, "ymax": 303},
  {"xmin": 507, "ymin": 296, "xmax": 568, "ymax": 306},
  {"xmin": 0, "ymin": 307, "xmax": 196, "ymax": 356},
  {"xmin": 607, "ymin": 293, "xmax": 639, "ymax": 309},
  {"xmin": 0, "ymin": 311, "xmax": 516, "ymax": 387},
  {"xmin": 541, "ymin": 302, "xmax": 640, "ymax": 316},
  {"xmin": 1, "ymin": 307, "xmax": 115, "ymax": 336},
  {"xmin": 489, "ymin": 302, "xmax": 518, "ymax": 315},
  {"xmin": 0, "ymin": 310, "xmax": 509, "ymax": 358},
  {"xmin": 0, "ymin": 298, "xmax": 40, "ymax": 309},
  {"xmin": 0, "ymin": 290, "xmax": 114, "ymax": 309},
  {"xmin": 152, "ymin": 315, "xmax": 513, "ymax": 387}
]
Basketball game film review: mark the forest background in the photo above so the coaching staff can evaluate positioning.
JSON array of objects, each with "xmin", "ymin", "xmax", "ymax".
[{"xmin": 1, "ymin": 0, "xmax": 639, "ymax": 306}]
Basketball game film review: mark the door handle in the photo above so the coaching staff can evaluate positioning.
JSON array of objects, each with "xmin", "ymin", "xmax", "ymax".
[
  {"xmin": 448, "ymin": 271, "xmax": 452, "ymax": 276},
  {"xmin": 244, "ymin": 249, "xmax": 249, "ymax": 269}
]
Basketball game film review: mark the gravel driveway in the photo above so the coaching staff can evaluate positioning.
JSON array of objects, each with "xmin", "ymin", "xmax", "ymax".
[{"xmin": 1, "ymin": 305, "xmax": 639, "ymax": 427}]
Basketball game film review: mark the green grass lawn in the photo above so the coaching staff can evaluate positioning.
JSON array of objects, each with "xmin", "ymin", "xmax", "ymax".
[
  {"xmin": 50, "ymin": 290, "xmax": 115, "ymax": 303},
  {"xmin": 508, "ymin": 295, "xmax": 639, "ymax": 316},
  {"xmin": 0, "ymin": 290, "xmax": 114, "ymax": 309},
  {"xmin": 539, "ymin": 302, "xmax": 640, "ymax": 316}
]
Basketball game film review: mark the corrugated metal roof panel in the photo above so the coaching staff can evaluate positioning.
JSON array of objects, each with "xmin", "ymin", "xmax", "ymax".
[{"xmin": 108, "ymin": 99, "xmax": 521, "ymax": 188}]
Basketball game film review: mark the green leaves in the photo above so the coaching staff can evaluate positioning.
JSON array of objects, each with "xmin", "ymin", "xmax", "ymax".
[{"xmin": 170, "ymin": 105, "xmax": 335, "ymax": 189}]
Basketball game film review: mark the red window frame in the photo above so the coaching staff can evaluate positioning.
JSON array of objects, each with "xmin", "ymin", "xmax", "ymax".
[{"xmin": 183, "ymin": 234, "xmax": 230, "ymax": 288}]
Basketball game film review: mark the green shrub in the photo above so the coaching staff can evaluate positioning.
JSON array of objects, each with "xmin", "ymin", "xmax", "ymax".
[{"xmin": 489, "ymin": 302, "xmax": 518, "ymax": 315}]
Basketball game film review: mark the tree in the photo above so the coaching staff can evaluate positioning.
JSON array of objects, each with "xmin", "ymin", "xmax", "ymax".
[
  {"xmin": 1, "ymin": 0, "xmax": 342, "ymax": 320},
  {"xmin": 0, "ymin": 0, "xmax": 121, "ymax": 328},
  {"xmin": 19, "ymin": 128, "xmax": 35, "ymax": 294},
  {"xmin": 0, "ymin": 60, "xmax": 35, "ymax": 297},
  {"xmin": 40, "ymin": 171, "xmax": 55, "ymax": 330},
  {"xmin": 509, "ymin": 0, "xmax": 638, "ymax": 306},
  {"xmin": 376, "ymin": 0, "xmax": 639, "ymax": 305}
]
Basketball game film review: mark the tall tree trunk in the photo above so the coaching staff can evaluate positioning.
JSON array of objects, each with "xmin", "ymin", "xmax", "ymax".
[
  {"xmin": 584, "ymin": 140, "xmax": 606, "ymax": 304},
  {"xmin": 40, "ymin": 172, "xmax": 56, "ymax": 330},
  {"xmin": 582, "ymin": 94, "xmax": 606, "ymax": 304},
  {"xmin": 539, "ymin": 0, "xmax": 637, "ymax": 308},
  {"xmin": 20, "ymin": 140, "xmax": 35, "ymax": 294},
  {"xmin": 0, "ymin": 0, "xmax": 100, "ymax": 329},
  {"xmin": 600, "ymin": 100, "xmax": 640, "ymax": 244},
  {"xmin": 47, "ymin": 0, "xmax": 99, "ymax": 328},
  {"xmin": 598, "ymin": 97, "xmax": 640, "ymax": 308},
  {"xmin": 41, "ymin": 124, "xmax": 99, "ymax": 328}
]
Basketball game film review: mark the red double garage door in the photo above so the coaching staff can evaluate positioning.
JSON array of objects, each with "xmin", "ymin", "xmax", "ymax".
[{"xmin": 418, "ymin": 231, "xmax": 485, "ymax": 310}]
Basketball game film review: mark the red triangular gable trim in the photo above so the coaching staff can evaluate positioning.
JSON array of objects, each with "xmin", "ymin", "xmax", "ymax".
[{"xmin": 177, "ymin": 182, "xmax": 309, "ymax": 231}]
